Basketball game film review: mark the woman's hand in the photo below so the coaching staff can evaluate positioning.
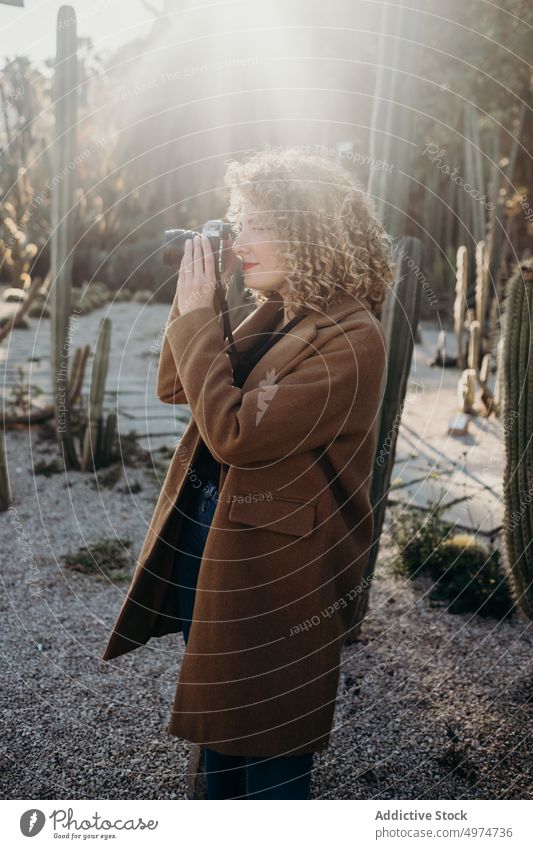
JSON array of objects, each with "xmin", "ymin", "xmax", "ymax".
[{"xmin": 176, "ymin": 234, "xmax": 218, "ymax": 316}]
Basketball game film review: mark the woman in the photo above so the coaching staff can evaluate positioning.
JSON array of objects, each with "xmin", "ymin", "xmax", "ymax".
[{"xmin": 102, "ymin": 150, "xmax": 394, "ymax": 800}]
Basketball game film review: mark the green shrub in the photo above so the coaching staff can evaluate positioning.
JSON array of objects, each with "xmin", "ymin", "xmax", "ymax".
[
  {"xmin": 63, "ymin": 537, "xmax": 133, "ymax": 581},
  {"xmin": 91, "ymin": 463, "xmax": 123, "ymax": 489},
  {"xmin": 33, "ymin": 458, "xmax": 63, "ymax": 477},
  {"xmin": 391, "ymin": 506, "xmax": 515, "ymax": 620},
  {"xmin": 114, "ymin": 430, "xmax": 149, "ymax": 467},
  {"xmin": 391, "ymin": 505, "xmax": 454, "ymax": 578},
  {"xmin": 430, "ymin": 535, "xmax": 515, "ymax": 619}
]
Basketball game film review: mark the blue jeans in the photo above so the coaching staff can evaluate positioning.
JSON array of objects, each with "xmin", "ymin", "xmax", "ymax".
[{"xmin": 173, "ymin": 479, "xmax": 314, "ymax": 800}]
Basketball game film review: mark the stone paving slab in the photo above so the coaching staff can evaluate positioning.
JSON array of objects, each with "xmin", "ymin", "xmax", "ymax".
[
  {"xmin": 388, "ymin": 477, "xmax": 503, "ymax": 535},
  {"xmin": 388, "ymin": 323, "xmax": 504, "ymax": 534}
]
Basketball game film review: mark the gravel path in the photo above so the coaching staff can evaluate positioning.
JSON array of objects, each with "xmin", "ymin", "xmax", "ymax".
[{"xmin": 1, "ymin": 428, "xmax": 532, "ymax": 800}]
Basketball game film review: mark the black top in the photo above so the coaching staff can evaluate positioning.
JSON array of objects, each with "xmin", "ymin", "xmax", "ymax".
[{"xmin": 193, "ymin": 311, "xmax": 307, "ymax": 487}]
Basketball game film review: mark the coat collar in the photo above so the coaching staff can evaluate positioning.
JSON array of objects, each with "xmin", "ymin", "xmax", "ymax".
[{"xmin": 223, "ymin": 289, "xmax": 372, "ymax": 391}]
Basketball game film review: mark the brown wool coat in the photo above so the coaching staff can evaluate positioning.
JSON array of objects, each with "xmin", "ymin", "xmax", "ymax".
[{"xmin": 101, "ymin": 289, "xmax": 387, "ymax": 757}]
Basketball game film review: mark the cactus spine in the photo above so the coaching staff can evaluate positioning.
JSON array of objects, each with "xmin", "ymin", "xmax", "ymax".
[
  {"xmin": 50, "ymin": 6, "xmax": 79, "ymax": 469},
  {"xmin": 502, "ymin": 259, "xmax": 533, "ymax": 619}
]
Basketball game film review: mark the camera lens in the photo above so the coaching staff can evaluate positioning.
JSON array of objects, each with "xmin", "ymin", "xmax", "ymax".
[{"xmin": 163, "ymin": 229, "xmax": 198, "ymax": 267}]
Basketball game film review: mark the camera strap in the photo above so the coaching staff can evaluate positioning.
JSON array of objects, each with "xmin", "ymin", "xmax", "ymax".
[{"xmin": 213, "ymin": 269, "xmax": 241, "ymax": 358}]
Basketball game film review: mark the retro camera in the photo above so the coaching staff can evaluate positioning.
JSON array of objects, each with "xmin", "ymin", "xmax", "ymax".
[
  {"xmin": 162, "ymin": 219, "xmax": 234, "ymax": 278},
  {"xmin": 162, "ymin": 218, "xmax": 239, "ymax": 356}
]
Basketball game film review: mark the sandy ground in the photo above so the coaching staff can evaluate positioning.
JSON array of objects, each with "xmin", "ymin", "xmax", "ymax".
[{"xmin": 1, "ymin": 425, "xmax": 531, "ymax": 801}]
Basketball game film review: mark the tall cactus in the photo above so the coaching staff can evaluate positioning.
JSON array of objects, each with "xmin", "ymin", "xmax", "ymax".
[
  {"xmin": 475, "ymin": 240, "xmax": 489, "ymax": 338},
  {"xmin": 468, "ymin": 319, "xmax": 481, "ymax": 372},
  {"xmin": 367, "ymin": 0, "xmax": 423, "ymax": 238},
  {"xmin": 463, "ymin": 101, "xmax": 487, "ymax": 248},
  {"xmin": 502, "ymin": 259, "xmax": 533, "ymax": 619},
  {"xmin": 81, "ymin": 318, "xmax": 112, "ymax": 471},
  {"xmin": 346, "ymin": 236, "xmax": 423, "ymax": 642},
  {"xmin": 454, "ymin": 246, "xmax": 468, "ymax": 368},
  {"xmin": 99, "ymin": 411, "xmax": 117, "ymax": 468},
  {"xmin": 458, "ymin": 368, "xmax": 476, "ymax": 414},
  {"xmin": 486, "ymin": 103, "xmax": 526, "ymax": 357},
  {"xmin": 50, "ymin": 6, "xmax": 79, "ymax": 469},
  {"xmin": 0, "ymin": 433, "xmax": 10, "ymax": 512},
  {"xmin": 493, "ymin": 337, "xmax": 504, "ymax": 416}
]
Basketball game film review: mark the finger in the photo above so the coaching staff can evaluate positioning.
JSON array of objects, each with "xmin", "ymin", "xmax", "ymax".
[
  {"xmin": 177, "ymin": 261, "xmax": 185, "ymax": 294},
  {"xmin": 202, "ymin": 234, "xmax": 216, "ymax": 280},
  {"xmin": 176, "ymin": 249, "xmax": 186, "ymax": 299},
  {"xmin": 179, "ymin": 238, "xmax": 193, "ymax": 311},
  {"xmin": 192, "ymin": 234, "xmax": 204, "ymax": 279},
  {"xmin": 183, "ymin": 237, "xmax": 193, "ymax": 283},
  {"xmin": 178, "ymin": 245, "xmax": 187, "ymax": 281}
]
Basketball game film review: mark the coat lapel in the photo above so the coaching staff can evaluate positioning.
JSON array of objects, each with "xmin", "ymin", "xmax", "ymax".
[
  {"xmin": 224, "ymin": 294, "xmax": 284, "ymax": 354},
  {"xmin": 221, "ymin": 290, "xmax": 372, "ymax": 392}
]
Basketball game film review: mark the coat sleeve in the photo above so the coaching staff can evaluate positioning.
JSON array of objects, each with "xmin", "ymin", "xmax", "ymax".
[
  {"xmin": 156, "ymin": 331, "xmax": 189, "ymax": 404},
  {"xmin": 164, "ymin": 303, "xmax": 386, "ymax": 467},
  {"xmin": 156, "ymin": 300, "xmax": 224, "ymax": 404}
]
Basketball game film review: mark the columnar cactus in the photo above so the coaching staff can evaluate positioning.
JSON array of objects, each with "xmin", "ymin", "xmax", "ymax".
[
  {"xmin": 463, "ymin": 101, "xmax": 487, "ymax": 246},
  {"xmin": 454, "ymin": 246, "xmax": 468, "ymax": 368},
  {"xmin": 486, "ymin": 106, "xmax": 526, "ymax": 356},
  {"xmin": 366, "ymin": 0, "xmax": 422, "ymax": 238},
  {"xmin": 492, "ymin": 337, "xmax": 504, "ymax": 416},
  {"xmin": 0, "ymin": 433, "xmax": 10, "ymax": 512},
  {"xmin": 68, "ymin": 344, "xmax": 90, "ymax": 407},
  {"xmin": 50, "ymin": 6, "xmax": 79, "ymax": 468},
  {"xmin": 468, "ymin": 319, "xmax": 481, "ymax": 372},
  {"xmin": 479, "ymin": 353, "xmax": 490, "ymax": 389},
  {"xmin": 475, "ymin": 240, "xmax": 489, "ymax": 339},
  {"xmin": 99, "ymin": 412, "xmax": 117, "ymax": 468},
  {"xmin": 346, "ymin": 235, "xmax": 423, "ymax": 642},
  {"xmin": 502, "ymin": 259, "xmax": 533, "ymax": 619},
  {"xmin": 458, "ymin": 368, "xmax": 476, "ymax": 414},
  {"xmin": 81, "ymin": 317, "xmax": 112, "ymax": 471}
]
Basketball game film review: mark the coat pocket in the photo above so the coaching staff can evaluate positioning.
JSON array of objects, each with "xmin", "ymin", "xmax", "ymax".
[{"xmin": 228, "ymin": 491, "xmax": 317, "ymax": 538}]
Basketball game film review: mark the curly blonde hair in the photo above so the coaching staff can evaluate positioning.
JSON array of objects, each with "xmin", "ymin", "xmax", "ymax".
[{"xmin": 224, "ymin": 149, "xmax": 395, "ymax": 317}]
